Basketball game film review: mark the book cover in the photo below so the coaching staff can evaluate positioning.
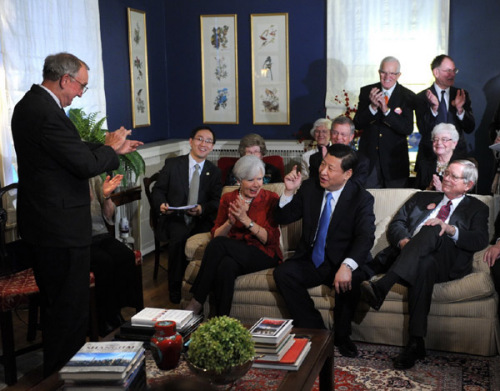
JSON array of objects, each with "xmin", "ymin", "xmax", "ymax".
[
  {"xmin": 253, "ymin": 339, "xmax": 311, "ymax": 371},
  {"xmin": 255, "ymin": 334, "xmax": 295, "ymax": 361},
  {"xmin": 131, "ymin": 307, "xmax": 193, "ymax": 328},
  {"xmin": 250, "ymin": 318, "xmax": 293, "ymax": 344},
  {"xmin": 59, "ymin": 342, "xmax": 145, "ymax": 381}
]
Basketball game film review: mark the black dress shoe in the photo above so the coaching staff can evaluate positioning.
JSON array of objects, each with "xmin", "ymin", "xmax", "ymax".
[
  {"xmin": 360, "ymin": 281, "xmax": 385, "ymax": 311},
  {"xmin": 334, "ymin": 336, "xmax": 358, "ymax": 358},
  {"xmin": 393, "ymin": 337, "xmax": 426, "ymax": 369},
  {"xmin": 169, "ymin": 291, "xmax": 181, "ymax": 304}
]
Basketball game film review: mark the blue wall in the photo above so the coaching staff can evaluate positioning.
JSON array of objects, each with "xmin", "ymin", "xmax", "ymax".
[{"xmin": 99, "ymin": 0, "xmax": 326, "ymax": 143}]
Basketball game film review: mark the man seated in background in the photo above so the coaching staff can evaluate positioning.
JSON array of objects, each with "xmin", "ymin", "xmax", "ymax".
[
  {"xmin": 309, "ymin": 116, "xmax": 369, "ymax": 187},
  {"xmin": 273, "ymin": 144, "xmax": 375, "ymax": 358},
  {"xmin": 225, "ymin": 133, "xmax": 282, "ymax": 185},
  {"xmin": 300, "ymin": 118, "xmax": 332, "ymax": 180},
  {"xmin": 151, "ymin": 126, "xmax": 222, "ymax": 304},
  {"xmin": 361, "ymin": 160, "xmax": 488, "ymax": 369}
]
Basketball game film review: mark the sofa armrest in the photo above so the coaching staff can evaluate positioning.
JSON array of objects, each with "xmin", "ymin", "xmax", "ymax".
[{"xmin": 185, "ymin": 232, "xmax": 211, "ymax": 262}]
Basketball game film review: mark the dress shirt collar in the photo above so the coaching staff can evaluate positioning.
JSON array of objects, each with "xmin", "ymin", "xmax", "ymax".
[
  {"xmin": 433, "ymin": 83, "xmax": 450, "ymax": 99},
  {"xmin": 188, "ymin": 154, "xmax": 205, "ymax": 173},
  {"xmin": 382, "ymin": 83, "xmax": 397, "ymax": 97},
  {"xmin": 39, "ymin": 84, "xmax": 63, "ymax": 109}
]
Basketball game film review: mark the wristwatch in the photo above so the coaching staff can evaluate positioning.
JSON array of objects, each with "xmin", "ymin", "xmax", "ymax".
[{"xmin": 247, "ymin": 221, "xmax": 254, "ymax": 230}]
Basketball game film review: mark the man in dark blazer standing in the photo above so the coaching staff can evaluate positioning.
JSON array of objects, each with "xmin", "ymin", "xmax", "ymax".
[
  {"xmin": 309, "ymin": 116, "xmax": 369, "ymax": 187},
  {"xmin": 151, "ymin": 126, "xmax": 222, "ymax": 304},
  {"xmin": 415, "ymin": 55, "xmax": 475, "ymax": 167},
  {"xmin": 273, "ymin": 144, "xmax": 375, "ymax": 358},
  {"xmin": 353, "ymin": 56, "xmax": 416, "ymax": 188},
  {"xmin": 361, "ymin": 160, "xmax": 488, "ymax": 369},
  {"xmin": 11, "ymin": 52, "xmax": 142, "ymax": 376}
]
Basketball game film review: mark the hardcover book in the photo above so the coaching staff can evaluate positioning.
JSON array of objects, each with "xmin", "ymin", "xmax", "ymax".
[
  {"xmin": 254, "ymin": 338, "xmax": 311, "ymax": 371},
  {"xmin": 131, "ymin": 307, "xmax": 193, "ymax": 328},
  {"xmin": 59, "ymin": 341, "xmax": 145, "ymax": 381},
  {"xmin": 249, "ymin": 318, "xmax": 293, "ymax": 344}
]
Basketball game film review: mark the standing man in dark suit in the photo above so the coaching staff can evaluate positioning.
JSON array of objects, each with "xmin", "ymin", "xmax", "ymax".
[
  {"xmin": 11, "ymin": 52, "xmax": 142, "ymax": 376},
  {"xmin": 415, "ymin": 55, "xmax": 475, "ymax": 167},
  {"xmin": 354, "ymin": 56, "xmax": 416, "ymax": 188},
  {"xmin": 361, "ymin": 160, "xmax": 488, "ymax": 369},
  {"xmin": 151, "ymin": 126, "xmax": 222, "ymax": 304},
  {"xmin": 273, "ymin": 144, "xmax": 375, "ymax": 358},
  {"xmin": 309, "ymin": 116, "xmax": 369, "ymax": 187}
]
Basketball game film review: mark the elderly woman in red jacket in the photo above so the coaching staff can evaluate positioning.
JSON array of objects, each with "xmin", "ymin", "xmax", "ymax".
[{"xmin": 185, "ymin": 155, "xmax": 282, "ymax": 316}]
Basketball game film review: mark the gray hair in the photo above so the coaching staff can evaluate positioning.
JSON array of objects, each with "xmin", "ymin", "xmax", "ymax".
[
  {"xmin": 379, "ymin": 56, "xmax": 401, "ymax": 73},
  {"xmin": 431, "ymin": 123, "xmax": 459, "ymax": 142},
  {"xmin": 43, "ymin": 52, "xmax": 89, "ymax": 81},
  {"xmin": 233, "ymin": 155, "xmax": 265, "ymax": 181},
  {"xmin": 310, "ymin": 118, "xmax": 333, "ymax": 137},
  {"xmin": 331, "ymin": 115, "xmax": 355, "ymax": 135},
  {"xmin": 451, "ymin": 159, "xmax": 478, "ymax": 186},
  {"xmin": 238, "ymin": 134, "xmax": 267, "ymax": 156}
]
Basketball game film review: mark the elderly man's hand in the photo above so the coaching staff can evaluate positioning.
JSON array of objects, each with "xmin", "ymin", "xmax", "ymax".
[
  {"xmin": 484, "ymin": 243, "xmax": 500, "ymax": 267},
  {"xmin": 424, "ymin": 218, "xmax": 454, "ymax": 236},
  {"xmin": 334, "ymin": 264, "xmax": 352, "ymax": 295},
  {"xmin": 105, "ymin": 126, "xmax": 143, "ymax": 155}
]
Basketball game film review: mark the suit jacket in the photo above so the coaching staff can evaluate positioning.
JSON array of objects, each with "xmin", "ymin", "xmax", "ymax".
[
  {"xmin": 376, "ymin": 192, "xmax": 488, "ymax": 280},
  {"xmin": 353, "ymin": 82, "xmax": 416, "ymax": 182},
  {"xmin": 11, "ymin": 85, "xmax": 119, "ymax": 248},
  {"xmin": 309, "ymin": 149, "xmax": 370, "ymax": 187},
  {"xmin": 274, "ymin": 178, "xmax": 375, "ymax": 280},
  {"xmin": 415, "ymin": 85, "xmax": 475, "ymax": 164},
  {"xmin": 151, "ymin": 154, "xmax": 222, "ymax": 241}
]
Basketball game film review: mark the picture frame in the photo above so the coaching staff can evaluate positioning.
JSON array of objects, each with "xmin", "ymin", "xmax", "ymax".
[
  {"xmin": 127, "ymin": 8, "xmax": 151, "ymax": 127},
  {"xmin": 200, "ymin": 14, "xmax": 239, "ymax": 124},
  {"xmin": 251, "ymin": 13, "xmax": 289, "ymax": 125}
]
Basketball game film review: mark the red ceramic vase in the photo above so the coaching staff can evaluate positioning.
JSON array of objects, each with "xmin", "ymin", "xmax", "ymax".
[{"xmin": 150, "ymin": 320, "xmax": 183, "ymax": 370}]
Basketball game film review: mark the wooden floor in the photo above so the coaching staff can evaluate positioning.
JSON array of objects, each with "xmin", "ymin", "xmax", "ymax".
[{"xmin": 1, "ymin": 249, "xmax": 171, "ymax": 390}]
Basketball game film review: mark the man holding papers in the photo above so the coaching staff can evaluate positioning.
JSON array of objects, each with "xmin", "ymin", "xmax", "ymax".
[{"xmin": 151, "ymin": 126, "xmax": 222, "ymax": 303}]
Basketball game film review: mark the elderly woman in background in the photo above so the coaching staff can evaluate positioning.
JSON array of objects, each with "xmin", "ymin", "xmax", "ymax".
[
  {"xmin": 415, "ymin": 123, "xmax": 464, "ymax": 191},
  {"xmin": 225, "ymin": 133, "xmax": 282, "ymax": 185},
  {"xmin": 186, "ymin": 155, "xmax": 282, "ymax": 316},
  {"xmin": 300, "ymin": 118, "xmax": 332, "ymax": 180}
]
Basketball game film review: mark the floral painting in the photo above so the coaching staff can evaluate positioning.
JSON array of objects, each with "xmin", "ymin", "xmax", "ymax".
[
  {"xmin": 201, "ymin": 15, "xmax": 238, "ymax": 123},
  {"xmin": 128, "ymin": 8, "xmax": 150, "ymax": 127}
]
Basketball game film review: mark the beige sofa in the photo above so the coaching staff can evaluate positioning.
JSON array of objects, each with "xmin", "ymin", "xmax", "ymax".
[{"xmin": 182, "ymin": 184, "xmax": 500, "ymax": 356}]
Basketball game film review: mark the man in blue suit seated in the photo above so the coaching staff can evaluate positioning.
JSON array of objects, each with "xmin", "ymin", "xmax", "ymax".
[
  {"xmin": 273, "ymin": 144, "xmax": 375, "ymax": 358},
  {"xmin": 361, "ymin": 160, "xmax": 488, "ymax": 369}
]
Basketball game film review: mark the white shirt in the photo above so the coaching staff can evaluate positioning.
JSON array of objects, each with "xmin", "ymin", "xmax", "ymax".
[
  {"xmin": 188, "ymin": 155, "xmax": 205, "ymax": 183},
  {"xmin": 431, "ymin": 83, "xmax": 465, "ymax": 121}
]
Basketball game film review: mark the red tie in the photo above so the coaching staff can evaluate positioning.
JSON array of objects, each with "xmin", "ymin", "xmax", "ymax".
[{"xmin": 436, "ymin": 200, "xmax": 452, "ymax": 222}]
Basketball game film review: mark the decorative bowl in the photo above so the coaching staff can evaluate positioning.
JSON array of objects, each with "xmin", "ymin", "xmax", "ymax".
[{"xmin": 185, "ymin": 356, "xmax": 254, "ymax": 385}]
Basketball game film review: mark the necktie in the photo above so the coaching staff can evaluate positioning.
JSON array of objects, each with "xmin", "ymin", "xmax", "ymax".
[
  {"xmin": 321, "ymin": 145, "xmax": 327, "ymax": 158},
  {"xmin": 436, "ymin": 90, "xmax": 448, "ymax": 123},
  {"xmin": 384, "ymin": 93, "xmax": 389, "ymax": 105},
  {"xmin": 185, "ymin": 164, "xmax": 200, "ymax": 224},
  {"xmin": 436, "ymin": 200, "xmax": 452, "ymax": 222},
  {"xmin": 312, "ymin": 192, "xmax": 333, "ymax": 268}
]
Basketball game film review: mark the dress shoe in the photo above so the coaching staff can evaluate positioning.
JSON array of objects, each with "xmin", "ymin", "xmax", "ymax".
[
  {"xmin": 169, "ymin": 291, "xmax": 181, "ymax": 304},
  {"xmin": 393, "ymin": 337, "xmax": 426, "ymax": 370},
  {"xmin": 360, "ymin": 281, "xmax": 385, "ymax": 311},
  {"xmin": 334, "ymin": 336, "xmax": 358, "ymax": 358}
]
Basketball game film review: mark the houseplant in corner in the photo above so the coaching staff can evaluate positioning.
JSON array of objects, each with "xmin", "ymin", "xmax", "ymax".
[
  {"xmin": 68, "ymin": 108, "xmax": 145, "ymax": 187},
  {"xmin": 186, "ymin": 316, "xmax": 255, "ymax": 385}
]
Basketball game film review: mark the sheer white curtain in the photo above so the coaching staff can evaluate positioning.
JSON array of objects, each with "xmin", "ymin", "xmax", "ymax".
[
  {"xmin": 326, "ymin": 0, "xmax": 449, "ymax": 118},
  {"xmin": 0, "ymin": 0, "xmax": 106, "ymax": 186}
]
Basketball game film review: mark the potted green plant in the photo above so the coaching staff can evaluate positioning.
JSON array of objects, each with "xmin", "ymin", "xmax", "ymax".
[
  {"xmin": 68, "ymin": 108, "xmax": 145, "ymax": 187},
  {"xmin": 186, "ymin": 316, "xmax": 255, "ymax": 384}
]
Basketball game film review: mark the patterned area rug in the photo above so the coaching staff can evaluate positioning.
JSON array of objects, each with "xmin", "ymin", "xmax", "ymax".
[{"xmin": 335, "ymin": 342, "xmax": 500, "ymax": 391}]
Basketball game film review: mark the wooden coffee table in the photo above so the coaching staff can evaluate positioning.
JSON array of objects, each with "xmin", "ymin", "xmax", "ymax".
[{"xmin": 32, "ymin": 327, "xmax": 334, "ymax": 391}]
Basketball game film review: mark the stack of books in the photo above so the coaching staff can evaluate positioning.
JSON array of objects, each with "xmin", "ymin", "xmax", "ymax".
[
  {"xmin": 117, "ymin": 307, "xmax": 202, "ymax": 342},
  {"xmin": 59, "ymin": 341, "xmax": 146, "ymax": 390},
  {"xmin": 250, "ymin": 318, "xmax": 311, "ymax": 371}
]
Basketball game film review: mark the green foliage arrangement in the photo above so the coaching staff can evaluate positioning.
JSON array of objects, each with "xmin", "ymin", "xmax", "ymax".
[
  {"xmin": 187, "ymin": 316, "xmax": 255, "ymax": 374},
  {"xmin": 68, "ymin": 108, "xmax": 145, "ymax": 186}
]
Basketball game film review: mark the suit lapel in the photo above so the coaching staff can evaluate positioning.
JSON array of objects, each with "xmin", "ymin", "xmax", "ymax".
[
  {"xmin": 179, "ymin": 155, "xmax": 190, "ymax": 199},
  {"xmin": 449, "ymin": 196, "xmax": 469, "ymax": 226},
  {"xmin": 310, "ymin": 185, "xmax": 325, "ymax": 243},
  {"xmin": 412, "ymin": 193, "xmax": 444, "ymax": 230}
]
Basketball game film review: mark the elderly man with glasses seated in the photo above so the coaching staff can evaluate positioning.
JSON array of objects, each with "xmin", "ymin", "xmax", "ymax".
[
  {"xmin": 415, "ymin": 54, "xmax": 475, "ymax": 170},
  {"xmin": 361, "ymin": 160, "xmax": 488, "ymax": 370},
  {"xmin": 151, "ymin": 126, "xmax": 222, "ymax": 304}
]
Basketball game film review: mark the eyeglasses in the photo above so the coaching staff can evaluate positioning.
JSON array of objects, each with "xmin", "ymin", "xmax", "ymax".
[
  {"xmin": 432, "ymin": 137, "xmax": 453, "ymax": 144},
  {"xmin": 314, "ymin": 129, "xmax": 329, "ymax": 135},
  {"xmin": 443, "ymin": 170, "xmax": 464, "ymax": 182},
  {"xmin": 193, "ymin": 136, "xmax": 214, "ymax": 145},
  {"xmin": 438, "ymin": 68, "xmax": 459, "ymax": 75},
  {"xmin": 69, "ymin": 75, "xmax": 88, "ymax": 94},
  {"xmin": 379, "ymin": 70, "xmax": 400, "ymax": 77},
  {"xmin": 331, "ymin": 131, "xmax": 351, "ymax": 139}
]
